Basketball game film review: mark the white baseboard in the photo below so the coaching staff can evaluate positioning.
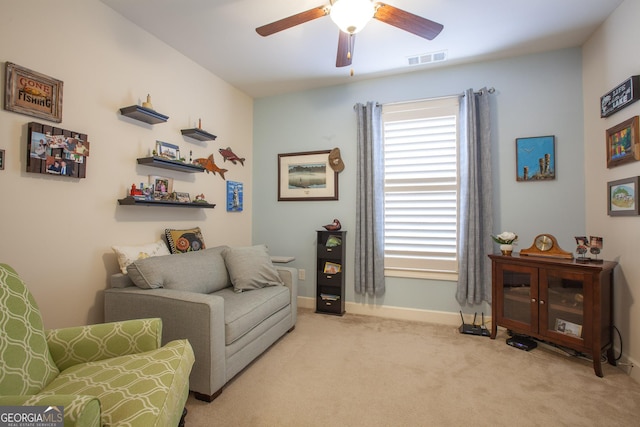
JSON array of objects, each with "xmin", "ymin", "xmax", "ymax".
[{"xmin": 297, "ymin": 296, "xmax": 473, "ymax": 326}]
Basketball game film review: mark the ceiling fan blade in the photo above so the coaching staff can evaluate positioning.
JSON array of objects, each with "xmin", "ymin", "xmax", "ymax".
[
  {"xmin": 256, "ymin": 6, "xmax": 329, "ymax": 37},
  {"xmin": 374, "ymin": 3, "xmax": 444, "ymax": 40},
  {"xmin": 336, "ymin": 31, "xmax": 355, "ymax": 67}
]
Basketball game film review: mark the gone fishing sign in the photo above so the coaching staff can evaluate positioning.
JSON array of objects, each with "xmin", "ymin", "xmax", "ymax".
[{"xmin": 4, "ymin": 62, "xmax": 63, "ymax": 123}]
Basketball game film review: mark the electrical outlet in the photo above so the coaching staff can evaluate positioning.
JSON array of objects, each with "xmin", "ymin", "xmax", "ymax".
[{"xmin": 298, "ymin": 269, "xmax": 306, "ymax": 280}]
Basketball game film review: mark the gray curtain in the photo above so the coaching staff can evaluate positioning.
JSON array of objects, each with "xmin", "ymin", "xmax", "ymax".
[
  {"xmin": 456, "ymin": 88, "xmax": 494, "ymax": 304},
  {"xmin": 354, "ymin": 102, "xmax": 385, "ymax": 296}
]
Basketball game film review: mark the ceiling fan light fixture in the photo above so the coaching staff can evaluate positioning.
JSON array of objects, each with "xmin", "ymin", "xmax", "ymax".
[{"xmin": 330, "ymin": 0, "xmax": 375, "ymax": 34}]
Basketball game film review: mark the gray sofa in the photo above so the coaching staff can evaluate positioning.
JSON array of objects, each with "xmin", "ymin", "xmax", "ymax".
[{"xmin": 104, "ymin": 244, "xmax": 297, "ymax": 402}]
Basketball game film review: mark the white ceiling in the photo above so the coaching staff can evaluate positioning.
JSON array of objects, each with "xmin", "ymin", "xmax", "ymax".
[{"xmin": 100, "ymin": 0, "xmax": 623, "ymax": 98}]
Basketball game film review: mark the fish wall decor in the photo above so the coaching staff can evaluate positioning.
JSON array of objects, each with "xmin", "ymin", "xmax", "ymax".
[
  {"xmin": 219, "ymin": 147, "xmax": 245, "ymax": 166},
  {"xmin": 193, "ymin": 154, "xmax": 228, "ymax": 180}
]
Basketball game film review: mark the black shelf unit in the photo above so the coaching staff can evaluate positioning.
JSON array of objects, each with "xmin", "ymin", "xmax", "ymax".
[
  {"xmin": 316, "ymin": 230, "xmax": 346, "ymax": 316},
  {"xmin": 137, "ymin": 156, "xmax": 205, "ymax": 173},
  {"xmin": 119, "ymin": 105, "xmax": 169, "ymax": 124},
  {"xmin": 118, "ymin": 196, "xmax": 215, "ymax": 209},
  {"xmin": 181, "ymin": 128, "xmax": 217, "ymax": 141}
]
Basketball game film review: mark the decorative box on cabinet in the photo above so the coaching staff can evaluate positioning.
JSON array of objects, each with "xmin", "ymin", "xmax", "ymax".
[
  {"xmin": 489, "ymin": 254, "xmax": 617, "ymax": 377},
  {"xmin": 316, "ymin": 230, "xmax": 346, "ymax": 316}
]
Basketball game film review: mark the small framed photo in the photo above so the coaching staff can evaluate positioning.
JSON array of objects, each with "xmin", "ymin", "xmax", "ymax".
[
  {"xmin": 149, "ymin": 175, "xmax": 173, "ymax": 195},
  {"xmin": 155, "ymin": 140, "xmax": 180, "ymax": 160},
  {"xmin": 555, "ymin": 318, "xmax": 582, "ymax": 337},
  {"xmin": 323, "ymin": 261, "xmax": 341, "ymax": 274},
  {"xmin": 607, "ymin": 176, "xmax": 639, "ymax": 216},
  {"xmin": 175, "ymin": 191, "xmax": 191, "ymax": 203},
  {"xmin": 516, "ymin": 136, "xmax": 555, "ymax": 181},
  {"xmin": 606, "ymin": 116, "xmax": 639, "ymax": 168},
  {"xmin": 0, "ymin": 149, "xmax": 5, "ymax": 170},
  {"xmin": 4, "ymin": 62, "xmax": 63, "ymax": 123}
]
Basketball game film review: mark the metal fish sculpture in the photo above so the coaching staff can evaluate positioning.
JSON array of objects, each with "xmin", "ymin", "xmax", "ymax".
[
  {"xmin": 193, "ymin": 154, "xmax": 228, "ymax": 180},
  {"xmin": 218, "ymin": 147, "xmax": 245, "ymax": 166}
]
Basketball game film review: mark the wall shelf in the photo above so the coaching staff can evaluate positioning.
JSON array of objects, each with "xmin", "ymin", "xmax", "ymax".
[
  {"xmin": 118, "ymin": 196, "xmax": 215, "ymax": 209},
  {"xmin": 119, "ymin": 105, "xmax": 169, "ymax": 124},
  {"xmin": 137, "ymin": 156, "xmax": 204, "ymax": 173},
  {"xmin": 181, "ymin": 128, "xmax": 217, "ymax": 141}
]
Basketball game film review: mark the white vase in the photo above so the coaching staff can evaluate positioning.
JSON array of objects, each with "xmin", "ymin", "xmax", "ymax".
[{"xmin": 500, "ymin": 244, "xmax": 513, "ymax": 256}]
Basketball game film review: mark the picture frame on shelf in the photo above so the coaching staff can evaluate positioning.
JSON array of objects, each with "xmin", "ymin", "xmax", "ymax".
[
  {"xmin": 606, "ymin": 116, "xmax": 639, "ymax": 168},
  {"xmin": 175, "ymin": 191, "xmax": 191, "ymax": 203},
  {"xmin": 4, "ymin": 62, "xmax": 63, "ymax": 123},
  {"xmin": 149, "ymin": 175, "xmax": 173, "ymax": 196},
  {"xmin": 607, "ymin": 176, "xmax": 639, "ymax": 216},
  {"xmin": 155, "ymin": 140, "xmax": 180, "ymax": 161},
  {"xmin": 515, "ymin": 135, "xmax": 555, "ymax": 181},
  {"xmin": 278, "ymin": 150, "xmax": 338, "ymax": 201}
]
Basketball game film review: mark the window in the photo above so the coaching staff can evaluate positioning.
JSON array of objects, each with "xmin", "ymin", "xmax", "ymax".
[{"xmin": 382, "ymin": 97, "xmax": 459, "ymax": 279}]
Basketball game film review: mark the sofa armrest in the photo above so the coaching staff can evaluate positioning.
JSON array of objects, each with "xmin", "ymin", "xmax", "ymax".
[
  {"xmin": 0, "ymin": 394, "xmax": 100, "ymax": 427},
  {"xmin": 276, "ymin": 266, "xmax": 298, "ymax": 326},
  {"xmin": 104, "ymin": 287, "xmax": 226, "ymax": 397},
  {"xmin": 45, "ymin": 318, "xmax": 162, "ymax": 371}
]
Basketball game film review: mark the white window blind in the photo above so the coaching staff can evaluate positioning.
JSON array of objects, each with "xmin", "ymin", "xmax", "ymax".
[{"xmin": 382, "ymin": 97, "xmax": 459, "ymax": 277}]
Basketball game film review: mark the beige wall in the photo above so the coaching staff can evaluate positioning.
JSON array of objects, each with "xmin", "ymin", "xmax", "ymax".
[
  {"xmin": 582, "ymin": 0, "xmax": 640, "ymax": 380},
  {"xmin": 0, "ymin": 1, "xmax": 253, "ymax": 328}
]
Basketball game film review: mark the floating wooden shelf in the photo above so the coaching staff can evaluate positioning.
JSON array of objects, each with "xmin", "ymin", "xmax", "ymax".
[
  {"xmin": 118, "ymin": 196, "xmax": 215, "ymax": 209},
  {"xmin": 181, "ymin": 128, "xmax": 217, "ymax": 141},
  {"xmin": 137, "ymin": 156, "xmax": 204, "ymax": 173},
  {"xmin": 119, "ymin": 105, "xmax": 169, "ymax": 124}
]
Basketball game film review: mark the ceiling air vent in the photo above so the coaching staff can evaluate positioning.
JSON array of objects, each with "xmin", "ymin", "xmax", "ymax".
[{"xmin": 407, "ymin": 50, "xmax": 447, "ymax": 66}]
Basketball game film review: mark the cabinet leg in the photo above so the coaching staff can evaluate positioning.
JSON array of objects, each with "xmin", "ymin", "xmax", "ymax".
[
  {"xmin": 490, "ymin": 322, "xmax": 497, "ymax": 339},
  {"xmin": 593, "ymin": 358, "xmax": 604, "ymax": 378}
]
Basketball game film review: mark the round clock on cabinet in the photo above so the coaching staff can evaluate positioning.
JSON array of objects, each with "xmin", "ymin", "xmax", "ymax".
[{"xmin": 520, "ymin": 234, "xmax": 573, "ymax": 259}]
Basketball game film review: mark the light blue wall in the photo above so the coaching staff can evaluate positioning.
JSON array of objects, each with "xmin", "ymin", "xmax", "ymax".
[{"xmin": 253, "ymin": 48, "xmax": 585, "ymax": 313}]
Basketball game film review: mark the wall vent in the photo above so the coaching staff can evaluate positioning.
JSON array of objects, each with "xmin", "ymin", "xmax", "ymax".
[{"xmin": 407, "ymin": 50, "xmax": 447, "ymax": 66}]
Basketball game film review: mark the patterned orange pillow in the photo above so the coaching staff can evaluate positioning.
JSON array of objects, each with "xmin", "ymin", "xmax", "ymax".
[{"xmin": 165, "ymin": 227, "xmax": 206, "ymax": 254}]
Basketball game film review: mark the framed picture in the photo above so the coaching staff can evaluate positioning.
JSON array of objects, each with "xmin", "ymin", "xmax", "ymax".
[
  {"xmin": 26, "ymin": 122, "xmax": 89, "ymax": 178},
  {"xmin": 149, "ymin": 175, "xmax": 173, "ymax": 195},
  {"xmin": 175, "ymin": 191, "xmax": 191, "ymax": 203},
  {"xmin": 278, "ymin": 150, "xmax": 338, "ymax": 201},
  {"xmin": 4, "ymin": 62, "xmax": 63, "ymax": 123},
  {"xmin": 226, "ymin": 181, "xmax": 243, "ymax": 212},
  {"xmin": 607, "ymin": 176, "xmax": 639, "ymax": 216},
  {"xmin": 0, "ymin": 149, "xmax": 4, "ymax": 170},
  {"xmin": 155, "ymin": 140, "xmax": 180, "ymax": 160},
  {"xmin": 516, "ymin": 136, "xmax": 555, "ymax": 181},
  {"xmin": 606, "ymin": 116, "xmax": 639, "ymax": 168}
]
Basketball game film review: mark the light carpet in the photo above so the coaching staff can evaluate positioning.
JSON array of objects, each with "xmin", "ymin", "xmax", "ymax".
[{"xmin": 185, "ymin": 308, "xmax": 639, "ymax": 426}]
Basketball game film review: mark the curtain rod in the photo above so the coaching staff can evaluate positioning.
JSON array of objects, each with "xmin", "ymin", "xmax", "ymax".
[{"xmin": 376, "ymin": 87, "xmax": 496, "ymax": 107}]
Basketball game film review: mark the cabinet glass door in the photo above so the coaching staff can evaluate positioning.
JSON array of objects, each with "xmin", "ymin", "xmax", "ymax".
[
  {"xmin": 541, "ymin": 270, "xmax": 589, "ymax": 344},
  {"xmin": 497, "ymin": 264, "xmax": 538, "ymax": 331}
]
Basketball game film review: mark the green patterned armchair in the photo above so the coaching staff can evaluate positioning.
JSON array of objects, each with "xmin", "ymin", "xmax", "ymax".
[{"xmin": 0, "ymin": 263, "xmax": 195, "ymax": 427}]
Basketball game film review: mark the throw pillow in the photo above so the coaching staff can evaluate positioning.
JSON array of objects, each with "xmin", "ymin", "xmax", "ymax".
[
  {"xmin": 112, "ymin": 240, "xmax": 171, "ymax": 274},
  {"xmin": 222, "ymin": 244, "xmax": 283, "ymax": 292},
  {"xmin": 127, "ymin": 246, "xmax": 230, "ymax": 292},
  {"xmin": 165, "ymin": 227, "xmax": 206, "ymax": 254}
]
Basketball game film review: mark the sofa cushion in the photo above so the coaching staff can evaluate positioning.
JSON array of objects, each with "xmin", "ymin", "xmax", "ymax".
[
  {"xmin": 165, "ymin": 227, "xmax": 206, "ymax": 254},
  {"xmin": 215, "ymin": 285, "xmax": 291, "ymax": 345},
  {"xmin": 112, "ymin": 240, "xmax": 170, "ymax": 274},
  {"xmin": 222, "ymin": 245, "xmax": 284, "ymax": 292},
  {"xmin": 127, "ymin": 246, "xmax": 230, "ymax": 292}
]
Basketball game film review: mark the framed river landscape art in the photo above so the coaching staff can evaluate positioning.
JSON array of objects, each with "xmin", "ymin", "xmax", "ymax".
[{"xmin": 278, "ymin": 150, "xmax": 338, "ymax": 201}]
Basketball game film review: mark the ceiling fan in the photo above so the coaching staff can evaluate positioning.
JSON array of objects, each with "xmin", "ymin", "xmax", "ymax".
[{"xmin": 256, "ymin": 0, "xmax": 444, "ymax": 68}]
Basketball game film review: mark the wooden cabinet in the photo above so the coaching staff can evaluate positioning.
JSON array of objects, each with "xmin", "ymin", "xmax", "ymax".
[
  {"xmin": 489, "ymin": 254, "xmax": 617, "ymax": 377},
  {"xmin": 316, "ymin": 230, "xmax": 346, "ymax": 316}
]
